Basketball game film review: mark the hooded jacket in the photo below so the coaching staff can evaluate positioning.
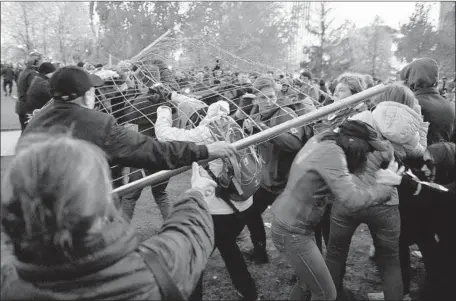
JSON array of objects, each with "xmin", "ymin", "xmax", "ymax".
[
  {"xmin": 155, "ymin": 100, "xmax": 253, "ymax": 215},
  {"xmin": 348, "ymin": 101, "xmax": 429, "ymax": 206},
  {"xmin": 1, "ymin": 190, "xmax": 214, "ymax": 300},
  {"xmin": 400, "ymin": 58, "xmax": 455, "ymax": 145},
  {"xmin": 351, "ymin": 101, "xmax": 429, "ymax": 159}
]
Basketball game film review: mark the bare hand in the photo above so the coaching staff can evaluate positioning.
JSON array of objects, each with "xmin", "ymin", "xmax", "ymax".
[
  {"xmin": 207, "ymin": 141, "xmax": 237, "ymax": 159},
  {"xmin": 376, "ymin": 159, "xmax": 405, "ymax": 186}
]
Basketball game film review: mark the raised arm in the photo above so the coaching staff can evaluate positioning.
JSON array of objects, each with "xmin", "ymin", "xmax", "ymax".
[
  {"xmin": 104, "ymin": 117, "xmax": 209, "ymax": 170},
  {"xmin": 139, "ymin": 189, "xmax": 214, "ymax": 299}
]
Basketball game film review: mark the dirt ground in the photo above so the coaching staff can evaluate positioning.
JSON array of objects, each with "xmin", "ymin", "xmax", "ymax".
[
  {"xmin": 131, "ymin": 169, "xmax": 425, "ymax": 300},
  {"xmin": 0, "ymin": 158, "xmax": 425, "ymax": 300}
]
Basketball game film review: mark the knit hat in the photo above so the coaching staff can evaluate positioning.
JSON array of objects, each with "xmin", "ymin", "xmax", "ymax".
[
  {"xmin": 253, "ymin": 75, "xmax": 276, "ymax": 91},
  {"xmin": 338, "ymin": 120, "xmax": 389, "ymax": 152},
  {"xmin": 50, "ymin": 66, "xmax": 104, "ymax": 101},
  {"xmin": 38, "ymin": 62, "xmax": 56, "ymax": 76}
]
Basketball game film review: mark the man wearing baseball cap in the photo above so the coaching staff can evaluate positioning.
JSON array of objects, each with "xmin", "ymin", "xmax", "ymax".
[{"xmin": 23, "ymin": 66, "xmax": 237, "ymax": 209}]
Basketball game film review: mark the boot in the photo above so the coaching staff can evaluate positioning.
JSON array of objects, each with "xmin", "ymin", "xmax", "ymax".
[{"xmin": 246, "ymin": 242, "xmax": 269, "ymax": 264}]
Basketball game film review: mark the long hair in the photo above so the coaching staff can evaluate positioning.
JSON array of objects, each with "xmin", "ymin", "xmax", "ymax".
[
  {"xmin": 320, "ymin": 131, "xmax": 373, "ymax": 174},
  {"xmin": 1, "ymin": 130, "xmax": 117, "ymax": 264},
  {"xmin": 372, "ymin": 83, "xmax": 418, "ymax": 110}
]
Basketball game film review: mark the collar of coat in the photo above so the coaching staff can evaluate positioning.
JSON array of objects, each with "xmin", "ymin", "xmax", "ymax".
[{"xmin": 13, "ymin": 216, "xmax": 138, "ymax": 282}]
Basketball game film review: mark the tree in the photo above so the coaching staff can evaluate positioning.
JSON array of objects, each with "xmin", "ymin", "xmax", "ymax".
[
  {"xmin": 351, "ymin": 16, "xmax": 396, "ymax": 79},
  {"xmin": 395, "ymin": 3, "xmax": 436, "ymax": 63}
]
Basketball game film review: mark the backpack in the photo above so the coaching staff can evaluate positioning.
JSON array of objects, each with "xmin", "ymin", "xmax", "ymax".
[{"xmin": 205, "ymin": 115, "xmax": 263, "ymax": 203}]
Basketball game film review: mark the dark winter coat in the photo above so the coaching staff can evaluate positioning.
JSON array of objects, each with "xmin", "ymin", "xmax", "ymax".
[
  {"xmin": 23, "ymin": 100, "xmax": 209, "ymax": 172},
  {"xmin": 16, "ymin": 67, "xmax": 38, "ymax": 115},
  {"xmin": 400, "ymin": 58, "xmax": 455, "ymax": 145},
  {"xmin": 26, "ymin": 74, "xmax": 52, "ymax": 113},
  {"xmin": 1, "ymin": 190, "xmax": 215, "ymax": 300}
]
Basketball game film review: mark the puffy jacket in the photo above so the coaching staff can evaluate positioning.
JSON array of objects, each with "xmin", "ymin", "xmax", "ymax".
[
  {"xmin": 24, "ymin": 100, "xmax": 209, "ymax": 172},
  {"xmin": 1, "ymin": 190, "xmax": 214, "ymax": 300},
  {"xmin": 155, "ymin": 100, "xmax": 253, "ymax": 215},
  {"xmin": 353, "ymin": 101, "xmax": 429, "ymax": 159},
  {"xmin": 400, "ymin": 58, "xmax": 455, "ymax": 145},
  {"xmin": 349, "ymin": 102, "xmax": 430, "ymax": 206}
]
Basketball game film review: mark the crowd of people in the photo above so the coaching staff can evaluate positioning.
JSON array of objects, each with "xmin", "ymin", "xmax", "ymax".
[{"xmin": 1, "ymin": 46, "xmax": 455, "ymax": 301}]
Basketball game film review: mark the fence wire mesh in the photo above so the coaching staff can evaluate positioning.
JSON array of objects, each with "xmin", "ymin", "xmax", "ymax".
[{"xmin": 89, "ymin": 35, "xmax": 371, "ymax": 189}]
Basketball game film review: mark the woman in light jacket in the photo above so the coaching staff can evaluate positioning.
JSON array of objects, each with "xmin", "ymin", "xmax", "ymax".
[{"xmin": 155, "ymin": 100, "xmax": 259, "ymax": 300}]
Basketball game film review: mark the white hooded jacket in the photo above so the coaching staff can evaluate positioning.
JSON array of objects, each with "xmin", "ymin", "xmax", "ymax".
[{"xmin": 155, "ymin": 100, "xmax": 253, "ymax": 215}]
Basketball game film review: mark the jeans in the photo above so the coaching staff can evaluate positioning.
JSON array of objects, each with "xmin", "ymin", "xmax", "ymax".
[
  {"xmin": 315, "ymin": 203, "xmax": 332, "ymax": 254},
  {"xmin": 271, "ymin": 221, "xmax": 337, "ymax": 301},
  {"xmin": 120, "ymin": 168, "xmax": 170, "ymax": 221},
  {"xmin": 190, "ymin": 207, "xmax": 258, "ymax": 300},
  {"xmin": 325, "ymin": 203, "xmax": 403, "ymax": 300},
  {"xmin": 246, "ymin": 187, "xmax": 280, "ymax": 249}
]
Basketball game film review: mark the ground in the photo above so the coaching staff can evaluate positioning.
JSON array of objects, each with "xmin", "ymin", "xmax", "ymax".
[{"xmin": 0, "ymin": 83, "xmax": 425, "ymax": 300}]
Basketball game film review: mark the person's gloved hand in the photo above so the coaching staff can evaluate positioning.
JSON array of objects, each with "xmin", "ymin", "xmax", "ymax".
[
  {"xmin": 191, "ymin": 162, "xmax": 217, "ymax": 202},
  {"xmin": 157, "ymin": 106, "xmax": 172, "ymax": 119}
]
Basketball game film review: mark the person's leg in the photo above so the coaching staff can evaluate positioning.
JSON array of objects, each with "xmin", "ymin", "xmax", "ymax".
[
  {"xmin": 325, "ymin": 203, "xmax": 359, "ymax": 293},
  {"xmin": 145, "ymin": 169, "xmax": 171, "ymax": 220},
  {"xmin": 245, "ymin": 188, "xmax": 278, "ymax": 263},
  {"xmin": 3, "ymin": 80, "xmax": 7, "ymax": 95},
  {"xmin": 120, "ymin": 169, "xmax": 144, "ymax": 221},
  {"xmin": 214, "ymin": 211, "xmax": 258, "ymax": 300},
  {"xmin": 7, "ymin": 80, "xmax": 12, "ymax": 95},
  {"xmin": 285, "ymin": 232, "xmax": 337, "ymax": 301},
  {"xmin": 415, "ymin": 230, "xmax": 440, "ymax": 300},
  {"xmin": 367, "ymin": 205, "xmax": 403, "ymax": 301}
]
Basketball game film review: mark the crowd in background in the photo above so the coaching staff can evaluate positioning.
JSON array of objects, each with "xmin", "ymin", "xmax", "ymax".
[{"xmin": 1, "ymin": 46, "xmax": 455, "ymax": 301}]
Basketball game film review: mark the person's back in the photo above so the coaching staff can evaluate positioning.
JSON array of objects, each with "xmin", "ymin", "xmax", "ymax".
[
  {"xmin": 2, "ymin": 65, "xmax": 15, "ymax": 81},
  {"xmin": 400, "ymin": 58, "xmax": 455, "ymax": 145},
  {"xmin": 16, "ymin": 66, "xmax": 38, "ymax": 114},
  {"xmin": 1, "ymin": 132, "xmax": 216, "ymax": 300}
]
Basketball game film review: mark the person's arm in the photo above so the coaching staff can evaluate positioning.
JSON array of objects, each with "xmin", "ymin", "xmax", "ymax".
[
  {"xmin": 267, "ymin": 107, "xmax": 303, "ymax": 152},
  {"xmin": 155, "ymin": 106, "xmax": 212, "ymax": 144},
  {"xmin": 103, "ymin": 117, "xmax": 209, "ymax": 170},
  {"xmin": 316, "ymin": 143, "xmax": 393, "ymax": 210},
  {"xmin": 139, "ymin": 189, "xmax": 214, "ymax": 299}
]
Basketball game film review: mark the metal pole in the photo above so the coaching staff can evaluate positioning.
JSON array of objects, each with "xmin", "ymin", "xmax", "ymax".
[
  {"xmin": 131, "ymin": 29, "xmax": 172, "ymax": 62},
  {"xmin": 113, "ymin": 83, "xmax": 389, "ymax": 196}
]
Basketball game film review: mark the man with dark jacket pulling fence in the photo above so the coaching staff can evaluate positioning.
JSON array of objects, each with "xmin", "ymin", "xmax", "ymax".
[{"xmin": 23, "ymin": 66, "xmax": 237, "ymax": 218}]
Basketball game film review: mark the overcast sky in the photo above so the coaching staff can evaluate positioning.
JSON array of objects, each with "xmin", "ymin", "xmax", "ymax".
[{"xmin": 329, "ymin": 2, "xmax": 439, "ymax": 29}]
